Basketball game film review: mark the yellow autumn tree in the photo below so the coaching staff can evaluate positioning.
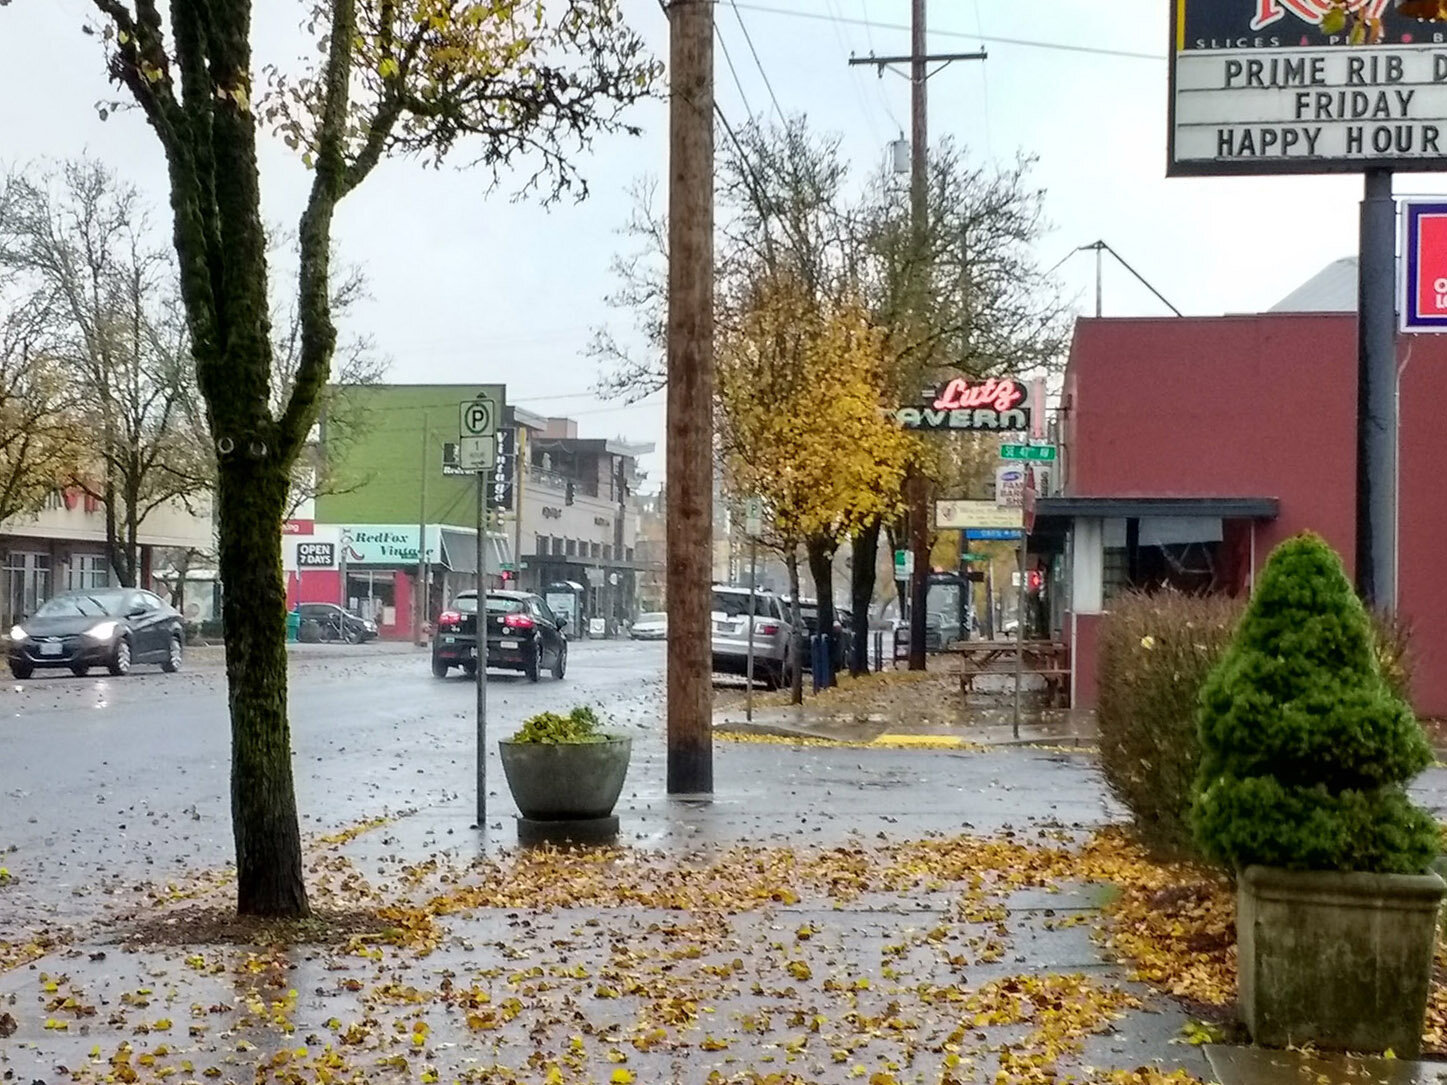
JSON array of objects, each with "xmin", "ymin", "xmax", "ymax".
[{"xmin": 717, "ymin": 273, "xmax": 912, "ymax": 702}]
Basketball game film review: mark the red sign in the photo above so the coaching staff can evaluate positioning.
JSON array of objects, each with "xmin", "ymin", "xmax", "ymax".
[
  {"xmin": 1404, "ymin": 202, "xmax": 1447, "ymax": 333},
  {"xmin": 932, "ymin": 377, "xmax": 1025, "ymax": 414},
  {"xmin": 283, "ymin": 519, "xmax": 315, "ymax": 536}
]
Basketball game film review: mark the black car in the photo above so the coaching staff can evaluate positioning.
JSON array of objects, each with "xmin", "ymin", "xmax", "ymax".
[
  {"xmin": 431, "ymin": 590, "xmax": 567, "ymax": 682},
  {"xmin": 8, "ymin": 588, "xmax": 184, "ymax": 679},
  {"xmin": 293, "ymin": 602, "xmax": 378, "ymax": 644}
]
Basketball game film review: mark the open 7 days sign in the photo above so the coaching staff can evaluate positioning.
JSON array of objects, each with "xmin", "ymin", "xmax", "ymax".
[{"xmin": 1170, "ymin": 1, "xmax": 1447, "ymax": 176}]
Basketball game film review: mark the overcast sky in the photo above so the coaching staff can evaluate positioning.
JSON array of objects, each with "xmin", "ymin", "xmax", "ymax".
[{"xmin": 7, "ymin": 1, "xmax": 1440, "ymax": 492}]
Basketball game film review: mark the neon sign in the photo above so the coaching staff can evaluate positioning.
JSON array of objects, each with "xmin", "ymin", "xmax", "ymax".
[{"xmin": 897, "ymin": 376, "xmax": 1030, "ymax": 432}]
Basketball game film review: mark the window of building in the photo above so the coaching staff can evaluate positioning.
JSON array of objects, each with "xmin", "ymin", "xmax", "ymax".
[
  {"xmin": 3, "ymin": 551, "xmax": 51, "ymax": 626},
  {"xmin": 625, "ymin": 547, "xmax": 635, "ymax": 563},
  {"xmin": 536, "ymin": 535, "xmax": 549, "ymax": 557},
  {"xmin": 67, "ymin": 554, "xmax": 110, "ymax": 591},
  {"xmin": 590, "ymin": 542, "xmax": 601, "ymax": 559},
  {"xmin": 565, "ymin": 538, "xmax": 577, "ymax": 557},
  {"xmin": 603, "ymin": 545, "xmax": 612, "ymax": 562}
]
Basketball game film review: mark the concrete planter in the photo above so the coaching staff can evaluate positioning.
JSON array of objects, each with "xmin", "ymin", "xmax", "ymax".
[
  {"xmin": 498, "ymin": 736, "xmax": 632, "ymax": 821},
  {"xmin": 1238, "ymin": 864, "xmax": 1445, "ymax": 1055}
]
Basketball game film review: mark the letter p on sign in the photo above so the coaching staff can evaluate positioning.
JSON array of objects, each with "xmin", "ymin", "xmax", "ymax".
[{"xmin": 1402, "ymin": 201, "xmax": 1447, "ymax": 333}]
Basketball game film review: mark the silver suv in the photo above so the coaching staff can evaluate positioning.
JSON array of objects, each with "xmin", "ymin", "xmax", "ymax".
[{"xmin": 711, "ymin": 586, "xmax": 794, "ymax": 689}]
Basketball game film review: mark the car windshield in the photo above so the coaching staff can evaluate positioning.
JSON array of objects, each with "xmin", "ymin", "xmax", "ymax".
[
  {"xmin": 637, "ymin": 613, "xmax": 665, "ymax": 624},
  {"xmin": 454, "ymin": 596, "xmax": 526, "ymax": 615},
  {"xmin": 712, "ymin": 591, "xmax": 773, "ymax": 618},
  {"xmin": 33, "ymin": 592, "xmax": 129, "ymax": 619}
]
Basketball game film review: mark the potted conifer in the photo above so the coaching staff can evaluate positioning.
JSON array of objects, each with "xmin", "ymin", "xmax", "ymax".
[
  {"xmin": 1191, "ymin": 533, "xmax": 1444, "ymax": 1055},
  {"xmin": 499, "ymin": 706, "xmax": 631, "ymax": 845}
]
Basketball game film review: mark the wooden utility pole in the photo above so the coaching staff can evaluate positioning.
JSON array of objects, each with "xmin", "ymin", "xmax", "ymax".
[{"xmin": 665, "ymin": 0, "xmax": 714, "ymax": 795}]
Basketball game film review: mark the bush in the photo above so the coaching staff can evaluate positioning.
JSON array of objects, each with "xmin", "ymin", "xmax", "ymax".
[
  {"xmin": 1190, "ymin": 533, "xmax": 1438, "ymax": 875},
  {"xmin": 1097, "ymin": 591, "xmax": 1242, "ymax": 856},
  {"xmin": 512, "ymin": 706, "xmax": 607, "ymax": 744},
  {"xmin": 1098, "ymin": 588, "xmax": 1417, "ymax": 860}
]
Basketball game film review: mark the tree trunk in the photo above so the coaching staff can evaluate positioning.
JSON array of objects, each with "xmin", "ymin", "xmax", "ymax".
[
  {"xmin": 850, "ymin": 518, "xmax": 881, "ymax": 676},
  {"xmin": 908, "ymin": 468, "xmax": 930, "ymax": 671},
  {"xmin": 786, "ymin": 550, "xmax": 804, "ymax": 705},
  {"xmin": 218, "ymin": 457, "xmax": 309, "ymax": 918},
  {"xmin": 805, "ymin": 535, "xmax": 836, "ymax": 673}
]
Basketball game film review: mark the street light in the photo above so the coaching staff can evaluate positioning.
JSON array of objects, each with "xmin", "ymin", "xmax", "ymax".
[{"xmin": 1398, "ymin": 0, "xmax": 1447, "ymax": 19}]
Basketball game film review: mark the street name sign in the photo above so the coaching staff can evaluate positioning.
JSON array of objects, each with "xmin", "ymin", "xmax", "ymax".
[
  {"xmin": 1000, "ymin": 444, "xmax": 1057, "ymax": 462},
  {"xmin": 1169, "ymin": 2, "xmax": 1447, "ymax": 176},
  {"xmin": 967, "ymin": 528, "xmax": 1023, "ymax": 542}
]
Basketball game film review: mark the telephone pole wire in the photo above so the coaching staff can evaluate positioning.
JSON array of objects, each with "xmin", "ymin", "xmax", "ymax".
[{"xmin": 666, "ymin": 0, "xmax": 716, "ymax": 796}]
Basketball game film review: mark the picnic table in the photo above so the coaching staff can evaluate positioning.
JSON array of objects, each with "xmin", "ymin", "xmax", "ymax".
[{"xmin": 940, "ymin": 639, "xmax": 1071, "ymax": 707}]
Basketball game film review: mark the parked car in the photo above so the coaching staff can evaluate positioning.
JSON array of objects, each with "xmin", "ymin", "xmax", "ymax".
[
  {"xmin": 630, "ymin": 612, "xmax": 668, "ymax": 641},
  {"xmin": 432, "ymin": 589, "xmax": 567, "ymax": 682},
  {"xmin": 293, "ymin": 602, "xmax": 378, "ymax": 644},
  {"xmin": 711, "ymin": 585, "xmax": 793, "ymax": 690},
  {"xmin": 8, "ymin": 588, "xmax": 184, "ymax": 679}
]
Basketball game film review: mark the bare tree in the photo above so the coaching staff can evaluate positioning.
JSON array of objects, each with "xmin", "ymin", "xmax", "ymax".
[{"xmin": 0, "ymin": 160, "xmax": 208, "ymax": 587}]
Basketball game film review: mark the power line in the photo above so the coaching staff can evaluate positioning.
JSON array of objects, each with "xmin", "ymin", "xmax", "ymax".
[
  {"xmin": 732, "ymin": 2, "xmax": 1164, "ymax": 62},
  {"xmin": 728, "ymin": 0, "xmax": 787, "ymax": 126},
  {"xmin": 716, "ymin": 20, "xmax": 757, "ymax": 120}
]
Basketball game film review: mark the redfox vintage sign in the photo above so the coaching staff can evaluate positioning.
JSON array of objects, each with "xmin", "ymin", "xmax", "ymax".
[{"xmin": 1170, "ymin": 0, "xmax": 1447, "ymax": 175}]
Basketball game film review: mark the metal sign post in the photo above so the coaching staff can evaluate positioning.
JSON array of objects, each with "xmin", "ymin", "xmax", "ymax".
[
  {"xmin": 459, "ymin": 393, "xmax": 499, "ymax": 834},
  {"xmin": 1014, "ymin": 538, "xmax": 1025, "ymax": 741},
  {"xmin": 475, "ymin": 470, "xmax": 489, "ymax": 830},
  {"xmin": 743, "ymin": 497, "xmax": 763, "ymax": 722}
]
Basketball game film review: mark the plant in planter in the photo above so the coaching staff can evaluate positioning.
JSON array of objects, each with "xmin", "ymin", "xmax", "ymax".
[
  {"xmin": 1191, "ymin": 533, "xmax": 1443, "ymax": 1055},
  {"xmin": 499, "ymin": 707, "xmax": 632, "ymax": 845}
]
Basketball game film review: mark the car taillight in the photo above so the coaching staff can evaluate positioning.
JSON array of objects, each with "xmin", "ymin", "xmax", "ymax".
[
  {"xmin": 438, "ymin": 610, "xmax": 461, "ymax": 628},
  {"xmin": 503, "ymin": 613, "xmax": 535, "ymax": 630},
  {"xmin": 756, "ymin": 623, "xmax": 779, "ymax": 635}
]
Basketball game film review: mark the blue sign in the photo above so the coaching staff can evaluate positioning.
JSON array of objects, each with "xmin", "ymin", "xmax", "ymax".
[
  {"xmin": 966, "ymin": 528, "xmax": 1023, "ymax": 541},
  {"xmin": 1402, "ymin": 201, "xmax": 1447, "ymax": 334}
]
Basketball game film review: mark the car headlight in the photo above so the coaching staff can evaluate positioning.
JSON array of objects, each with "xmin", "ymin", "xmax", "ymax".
[
  {"xmin": 83, "ymin": 621, "xmax": 119, "ymax": 641},
  {"xmin": 8, "ymin": 625, "xmax": 25, "ymax": 641}
]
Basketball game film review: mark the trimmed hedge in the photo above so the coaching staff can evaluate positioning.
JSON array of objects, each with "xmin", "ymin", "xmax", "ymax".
[
  {"xmin": 1191, "ymin": 534, "xmax": 1437, "ymax": 875},
  {"xmin": 1097, "ymin": 584, "xmax": 1417, "ymax": 861}
]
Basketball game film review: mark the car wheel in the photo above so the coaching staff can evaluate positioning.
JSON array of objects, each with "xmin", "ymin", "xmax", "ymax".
[
  {"xmin": 345, "ymin": 627, "xmax": 363, "ymax": 645},
  {"xmin": 10, "ymin": 660, "xmax": 32, "ymax": 680},
  {"xmin": 763, "ymin": 663, "xmax": 782, "ymax": 691},
  {"xmin": 70, "ymin": 664, "xmax": 90, "ymax": 678},
  {"xmin": 161, "ymin": 634, "xmax": 183, "ymax": 673},
  {"xmin": 551, "ymin": 643, "xmax": 567, "ymax": 680},
  {"xmin": 525, "ymin": 646, "xmax": 541, "ymax": 683},
  {"xmin": 108, "ymin": 637, "xmax": 131, "ymax": 677},
  {"xmin": 431, "ymin": 655, "xmax": 450, "ymax": 678},
  {"xmin": 462, "ymin": 660, "xmax": 478, "ymax": 677}
]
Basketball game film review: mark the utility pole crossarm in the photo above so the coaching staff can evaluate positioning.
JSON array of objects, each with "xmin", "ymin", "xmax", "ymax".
[{"xmin": 848, "ymin": 49, "xmax": 987, "ymax": 77}]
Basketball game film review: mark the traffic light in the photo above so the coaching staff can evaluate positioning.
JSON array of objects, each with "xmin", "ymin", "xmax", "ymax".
[
  {"xmin": 1399, "ymin": 0, "xmax": 1447, "ymax": 18},
  {"xmin": 1027, "ymin": 569, "xmax": 1044, "ymax": 592}
]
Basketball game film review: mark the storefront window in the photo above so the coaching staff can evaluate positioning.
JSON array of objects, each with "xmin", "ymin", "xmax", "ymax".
[{"xmin": 3, "ymin": 551, "xmax": 51, "ymax": 625}]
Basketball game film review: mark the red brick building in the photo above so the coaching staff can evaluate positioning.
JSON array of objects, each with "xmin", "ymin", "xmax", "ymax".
[{"xmin": 1042, "ymin": 297, "xmax": 1447, "ymax": 718}]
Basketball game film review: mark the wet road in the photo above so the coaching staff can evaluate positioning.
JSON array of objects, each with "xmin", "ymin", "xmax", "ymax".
[{"xmin": 0, "ymin": 639, "xmax": 669, "ymax": 932}]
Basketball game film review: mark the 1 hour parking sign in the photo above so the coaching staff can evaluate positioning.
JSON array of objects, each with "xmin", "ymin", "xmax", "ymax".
[{"xmin": 1402, "ymin": 200, "xmax": 1447, "ymax": 332}]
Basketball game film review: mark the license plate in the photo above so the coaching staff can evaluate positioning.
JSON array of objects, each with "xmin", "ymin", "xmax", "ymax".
[
  {"xmin": 499, "ymin": 639, "xmax": 518, "ymax": 650},
  {"xmin": 39, "ymin": 641, "xmax": 62, "ymax": 656},
  {"xmin": 714, "ymin": 623, "xmax": 730, "ymax": 634},
  {"xmin": 443, "ymin": 635, "xmax": 455, "ymax": 645}
]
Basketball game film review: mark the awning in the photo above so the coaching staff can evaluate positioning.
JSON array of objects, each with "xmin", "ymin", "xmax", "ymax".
[
  {"xmin": 1034, "ymin": 496, "xmax": 1279, "ymax": 520},
  {"xmin": 440, "ymin": 528, "xmax": 512, "ymax": 575}
]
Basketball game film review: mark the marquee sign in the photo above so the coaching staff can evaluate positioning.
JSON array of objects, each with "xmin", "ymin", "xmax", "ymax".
[
  {"xmin": 896, "ymin": 377, "xmax": 1030, "ymax": 432},
  {"xmin": 1170, "ymin": 1, "xmax": 1447, "ymax": 176},
  {"xmin": 1402, "ymin": 199, "xmax": 1447, "ymax": 331}
]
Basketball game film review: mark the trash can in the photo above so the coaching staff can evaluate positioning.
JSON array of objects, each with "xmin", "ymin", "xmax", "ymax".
[{"xmin": 285, "ymin": 609, "xmax": 300, "ymax": 643}]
